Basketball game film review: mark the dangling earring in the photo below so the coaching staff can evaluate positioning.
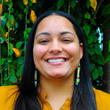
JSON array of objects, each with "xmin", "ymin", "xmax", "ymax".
[
  {"xmin": 35, "ymin": 70, "xmax": 38, "ymax": 87},
  {"xmin": 75, "ymin": 63, "xmax": 80, "ymax": 86}
]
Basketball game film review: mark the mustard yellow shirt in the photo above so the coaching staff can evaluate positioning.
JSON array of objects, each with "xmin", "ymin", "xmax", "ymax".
[{"xmin": 0, "ymin": 85, "xmax": 110, "ymax": 110}]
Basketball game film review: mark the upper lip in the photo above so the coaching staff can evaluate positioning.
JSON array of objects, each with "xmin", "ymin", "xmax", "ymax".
[{"xmin": 45, "ymin": 56, "xmax": 69, "ymax": 61}]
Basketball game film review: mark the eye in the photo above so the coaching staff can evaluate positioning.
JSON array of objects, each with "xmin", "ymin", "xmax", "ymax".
[
  {"xmin": 39, "ymin": 39, "xmax": 49, "ymax": 44},
  {"xmin": 62, "ymin": 38, "xmax": 73, "ymax": 43}
]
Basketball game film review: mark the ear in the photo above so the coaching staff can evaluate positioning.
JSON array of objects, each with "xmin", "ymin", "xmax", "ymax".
[{"xmin": 80, "ymin": 43, "xmax": 83, "ymax": 59}]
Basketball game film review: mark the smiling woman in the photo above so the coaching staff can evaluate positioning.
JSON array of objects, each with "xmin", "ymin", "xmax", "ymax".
[{"xmin": 0, "ymin": 11, "xmax": 110, "ymax": 110}]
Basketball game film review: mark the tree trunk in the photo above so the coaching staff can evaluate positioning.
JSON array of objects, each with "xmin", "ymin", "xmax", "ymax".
[{"xmin": 103, "ymin": 29, "xmax": 110, "ymax": 93}]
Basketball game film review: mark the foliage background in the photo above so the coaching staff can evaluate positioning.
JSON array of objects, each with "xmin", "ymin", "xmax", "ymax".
[{"xmin": 0, "ymin": 0, "xmax": 110, "ymax": 90}]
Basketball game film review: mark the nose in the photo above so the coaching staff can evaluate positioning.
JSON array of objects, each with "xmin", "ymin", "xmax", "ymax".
[{"xmin": 49, "ymin": 40, "xmax": 62, "ymax": 54}]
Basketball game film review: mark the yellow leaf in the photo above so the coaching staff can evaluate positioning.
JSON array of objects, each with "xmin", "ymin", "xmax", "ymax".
[
  {"xmin": 23, "ymin": 0, "xmax": 28, "ymax": 5},
  {"xmin": 10, "ymin": 19, "xmax": 15, "ymax": 26},
  {"xmin": 90, "ymin": 0, "xmax": 97, "ymax": 11},
  {"xmin": 4, "ymin": 32, "xmax": 8, "ymax": 37},
  {"xmin": 10, "ymin": 28, "xmax": 12, "ymax": 31},
  {"xmin": 30, "ymin": 10, "xmax": 37, "ymax": 23},
  {"xmin": 5, "ymin": 0, "xmax": 8, "ymax": 2},
  {"xmin": 12, "ymin": 48, "xmax": 21, "ymax": 57},
  {"xmin": 31, "ymin": 0, "xmax": 37, "ymax": 3},
  {"xmin": 0, "ymin": 3, "xmax": 2, "ymax": 17},
  {"xmin": 30, "ymin": 10, "xmax": 36, "ymax": 17}
]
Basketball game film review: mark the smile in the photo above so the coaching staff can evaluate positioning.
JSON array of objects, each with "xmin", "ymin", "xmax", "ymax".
[
  {"xmin": 48, "ymin": 58, "xmax": 66, "ymax": 63},
  {"xmin": 45, "ymin": 57, "xmax": 68, "ymax": 64}
]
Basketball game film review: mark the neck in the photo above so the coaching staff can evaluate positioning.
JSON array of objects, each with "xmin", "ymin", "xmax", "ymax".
[{"xmin": 38, "ymin": 74, "xmax": 74, "ymax": 100}]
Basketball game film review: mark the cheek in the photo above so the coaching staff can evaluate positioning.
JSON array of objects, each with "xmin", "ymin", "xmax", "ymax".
[
  {"xmin": 33, "ymin": 45, "xmax": 47, "ymax": 60},
  {"xmin": 64, "ymin": 44, "xmax": 80, "ymax": 57}
]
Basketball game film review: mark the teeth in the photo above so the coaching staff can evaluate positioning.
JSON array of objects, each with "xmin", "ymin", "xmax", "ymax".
[{"xmin": 48, "ymin": 59, "xmax": 65, "ymax": 63}]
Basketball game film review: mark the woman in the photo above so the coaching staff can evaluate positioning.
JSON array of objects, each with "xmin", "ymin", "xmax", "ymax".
[{"xmin": 0, "ymin": 11, "xmax": 110, "ymax": 110}]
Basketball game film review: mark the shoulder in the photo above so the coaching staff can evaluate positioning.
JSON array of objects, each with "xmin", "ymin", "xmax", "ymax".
[
  {"xmin": 0, "ymin": 85, "xmax": 18, "ymax": 93},
  {"xmin": 93, "ymin": 88, "xmax": 110, "ymax": 110},
  {"xmin": 0, "ymin": 85, "xmax": 19, "ymax": 99},
  {"xmin": 0, "ymin": 85, "xmax": 19, "ymax": 110},
  {"xmin": 93, "ymin": 88, "xmax": 110, "ymax": 100}
]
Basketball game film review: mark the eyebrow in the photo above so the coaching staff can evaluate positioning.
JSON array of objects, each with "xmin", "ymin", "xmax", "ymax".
[
  {"xmin": 60, "ymin": 31, "xmax": 74, "ymax": 36},
  {"xmin": 35, "ymin": 32, "xmax": 51, "ymax": 38},
  {"xmin": 35, "ymin": 31, "xmax": 74, "ymax": 38}
]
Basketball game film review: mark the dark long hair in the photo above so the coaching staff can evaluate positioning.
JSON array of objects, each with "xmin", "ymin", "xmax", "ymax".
[{"xmin": 14, "ymin": 11, "xmax": 97, "ymax": 110}]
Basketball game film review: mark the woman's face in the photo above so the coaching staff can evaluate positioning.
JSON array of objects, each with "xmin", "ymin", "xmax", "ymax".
[{"xmin": 33, "ymin": 15, "xmax": 83, "ymax": 80}]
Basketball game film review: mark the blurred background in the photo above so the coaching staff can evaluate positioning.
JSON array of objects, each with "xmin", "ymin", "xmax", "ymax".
[{"xmin": 0, "ymin": 0, "xmax": 110, "ymax": 93}]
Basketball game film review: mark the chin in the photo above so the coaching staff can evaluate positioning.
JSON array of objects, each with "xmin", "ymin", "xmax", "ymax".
[{"xmin": 47, "ymin": 72, "xmax": 67, "ymax": 79}]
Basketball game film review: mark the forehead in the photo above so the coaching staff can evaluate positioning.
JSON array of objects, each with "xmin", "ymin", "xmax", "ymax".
[
  {"xmin": 36, "ymin": 15, "xmax": 74, "ymax": 33},
  {"xmin": 39, "ymin": 14, "xmax": 73, "ymax": 24}
]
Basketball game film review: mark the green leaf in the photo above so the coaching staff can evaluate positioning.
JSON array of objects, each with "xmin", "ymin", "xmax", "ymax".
[
  {"xmin": 9, "ymin": 49, "xmax": 14, "ymax": 56},
  {"xmin": 87, "ymin": 35, "xmax": 97, "ymax": 44},
  {"xmin": 4, "ymin": 75, "xmax": 9, "ymax": 81},
  {"xmin": 24, "ymin": 32, "xmax": 29, "ymax": 40},
  {"xmin": 95, "ymin": 55, "xmax": 104, "ymax": 65},
  {"xmin": 101, "ymin": 4, "xmax": 110, "ymax": 17},
  {"xmin": 0, "ymin": 58, "xmax": 5, "ymax": 65},
  {"xmin": 94, "ymin": 45, "xmax": 102, "ymax": 55},
  {"xmin": 24, "ymin": 8, "xmax": 29, "ymax": 13},
  {"xmin": 104, "ymin": 52, "xmax": 110, "ymax": 63},
  {"xmin": 9, "ymin": 15, "xmax": 14, "ymax": 20},
  {"xmin": 83, "ymin": 24, "xmax": 91, "ymax": 36},
  {"xmin": 8, "ymin": 2, "xmax": 13, "ymax": 10},
  {"xmin": 98, "ymin": 67, "xmax": 103, "ymax": 77},
  {"xmin": 17, "ymin": 56, "xmax": 24, "ymax": 64},
  {"xmin": 10, "ymin": 8, "xmax": 14, "ymax": 13},
  {"xmin": 9, "ymin": 69, "xmax": 17, "ymax": 83},
  {"xmin": 10, "ymin": 76, "xmax": 17, "ymax": 83},
  {"xmin": 57, "ymin": 0, "xmax": 64, "ymax": 9},
  {"xmin": 87, "ymin": 31, "xmax": 98, "ymax": 44},
  {"xmin": 18, "ymin": 13, "xmax": 23, "ymax": 20},
  {"xmin": 27, "ymin": 27, "xmax": 31, "ymax": 32},
  {"xmin": 6, "ymin": 15, "xmax": 15, "ymax": 28},
  {"xmin": 86, "ymin": 0, "xmax": 90, "ymax": 9},
  {"xmin": 70, "ymin": 0, "xmax": 76, "ymax": 9},
  {"xmin": 8, "ymin": 57, "xmax": 12, "ymax": 63},
  {"xmin": 24, "ymin": 27, "xmax": 31, "ymax": 40},
  {"xmin": 84, "ymin": 12, "xmax": 91, "ymax": 19},
  {"xmin": 92, "ymin": 68, "xmax": 99, "ymax": 80},
  {"xmin": 87, "ymin": 46, "xmax": 95, "ymax": 56},
  {"xmin": 16, "ymin": 65, "xmax": 23, "ymax": 77},
  {"xmin": 109, "ymin": 40, "xmax": 110, "ymax": 52},
  {"xmin": 26, "ymin": 19, "xmax": 30, "ymax": 24},
  {"xmin": 9, "ymin": 69, "xmax": 15, "ymax": 76},
  {"xmin": 87, "ymin": 36, "xmax": 93, "ymax": 44},
  {"xmin": 4, "ymin": 13, "xmax": 9, "ymax": 18},
  {"xmin": 90, "ymin": 63, "xmax": 95, "ymax": 71},
  {"xmin": 16, "ymin": 41, "xmax": 23, "ymax": 48},
  {"xmin": 9, "ymin": 43, "xmax": 13, "ymax": 49},
  {"xmin": 29, "ymin": 0, "xmax": 32, "ymax": 6},
  {"xmin": 90, "ymin": 18, "xmax": 96, "ymax": 26}
]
